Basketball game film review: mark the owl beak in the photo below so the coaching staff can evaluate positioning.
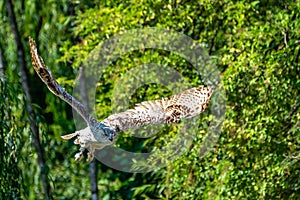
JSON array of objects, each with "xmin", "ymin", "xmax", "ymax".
[{"xmin": 108, "ymin": 135, "xmax": 114, "ymax": 142}]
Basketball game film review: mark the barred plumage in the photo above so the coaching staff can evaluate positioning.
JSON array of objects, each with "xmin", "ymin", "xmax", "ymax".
[{"xmin": 101, "ymin": 86, "xmax": 212, "ymax": 132}]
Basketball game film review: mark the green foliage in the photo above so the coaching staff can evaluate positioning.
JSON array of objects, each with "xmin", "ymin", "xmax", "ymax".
[
  {"xmin": 59, "ymin": 1, "xmax": 299, "ymax": 199},
  {"xmin": 1, "ymin": 0, "xmax": 299, "ymax": 199},
  {"xmin": 0, "ymin": 76, "xmax": 27, "ymax": 198}
]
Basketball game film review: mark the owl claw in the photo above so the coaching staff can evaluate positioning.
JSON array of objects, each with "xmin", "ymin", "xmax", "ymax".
[
  {"xmin": 75, "ymin": 152, "xmax": 83, "ymax": 161},
  {"xmin": 87, "ymin": 152, "xmax": 94, "ymax": 162},
  {"xmin": 74, "ymin": 147, "xmax": 85, "ymax": 161},
  {"xmin": 87, "ymin": 147, "xmax": 95, "ymax": 162}
]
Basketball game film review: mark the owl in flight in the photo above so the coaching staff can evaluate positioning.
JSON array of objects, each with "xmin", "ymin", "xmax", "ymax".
[{"xmin": 29, "ymin": 38, "xmax": 213, "ymax": 162}]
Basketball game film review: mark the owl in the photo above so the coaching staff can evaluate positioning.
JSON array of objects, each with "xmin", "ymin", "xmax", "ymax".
[{"xmin": 29, "ymin": 38, "xmax": 213, "ymax": 162}]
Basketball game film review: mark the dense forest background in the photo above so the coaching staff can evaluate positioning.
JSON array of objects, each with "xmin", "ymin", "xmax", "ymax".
[{"xmin": 0, "ymin": 0, "xmax": 299, "ymax": 199}]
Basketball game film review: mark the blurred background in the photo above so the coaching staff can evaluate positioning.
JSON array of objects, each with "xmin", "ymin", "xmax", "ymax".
[{"xmin": 0, "ymin": 0, "xmax": 299, "ymax": 199}]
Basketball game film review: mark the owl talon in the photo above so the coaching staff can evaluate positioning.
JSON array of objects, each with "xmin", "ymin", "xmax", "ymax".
[
  {"xmin": 87, "ymin": 152, "xmax": 94, "ymax": 162},
  {"xmin": 87, "ymin": 147, "xmax": 95, "ymax": 162},
  {"xmin": 74, "ymin": 147, "xmax": 85, "ymax": 161},
  {"xmin": 75, "ymin": 152, "xmax": 83, "ymax": 161}
]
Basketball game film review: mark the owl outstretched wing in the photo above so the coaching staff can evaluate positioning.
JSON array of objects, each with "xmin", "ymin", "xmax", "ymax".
[
  {"xmin": 101, "ymin": 85, "xmax": 212, "ymax": 133},
  {"xmin": 29, "ymin": 37, "xmax": 98, "ymax": 127}
]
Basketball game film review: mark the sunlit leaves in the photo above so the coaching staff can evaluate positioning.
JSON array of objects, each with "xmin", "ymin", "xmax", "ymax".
[{"xmin": 57, "ymin": 0, "xmax": 300, "ymax": 199}]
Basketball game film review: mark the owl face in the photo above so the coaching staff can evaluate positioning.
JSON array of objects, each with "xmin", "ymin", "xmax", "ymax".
[{"xmin": 90, "ymin": 123, "xmax": 116, "ymax": 144}]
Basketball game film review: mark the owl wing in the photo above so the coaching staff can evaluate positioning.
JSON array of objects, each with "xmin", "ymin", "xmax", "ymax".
[
  {"xmin": 101, "ymin": 86, "xmax": 213, "ymax": 133},
  {"xmin": 29, "ymin": 38, "xmax": 98, "ymax": 126}
]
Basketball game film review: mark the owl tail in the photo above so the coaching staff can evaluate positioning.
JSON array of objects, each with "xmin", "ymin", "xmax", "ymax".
[{"xmin": 61, "ymin": 132, "xmax": 78, "ymax": 140}]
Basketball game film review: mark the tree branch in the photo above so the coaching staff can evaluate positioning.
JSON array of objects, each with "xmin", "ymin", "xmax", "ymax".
[{"xmin": 5, "ymin": 0, "xmax": 51, "ymax": 198}]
